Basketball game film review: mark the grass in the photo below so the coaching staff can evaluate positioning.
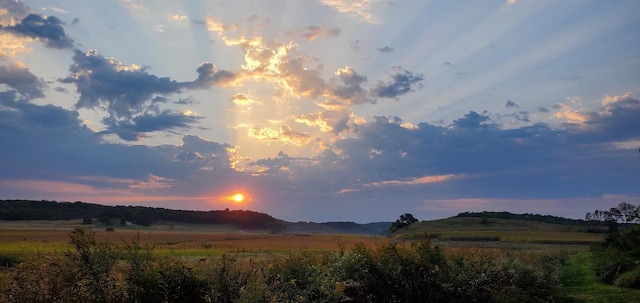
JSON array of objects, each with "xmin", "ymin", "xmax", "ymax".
[
  {"xmin": 559, "ymin": 251, "xmax": 640, "ymax": 303},
  {"xmin": 395, "ymin": 217, "xmax": 605, "ymax": 248},
  {"xmin": 0, "ymin": 224, "xmax": 387, "ymax": 262}
]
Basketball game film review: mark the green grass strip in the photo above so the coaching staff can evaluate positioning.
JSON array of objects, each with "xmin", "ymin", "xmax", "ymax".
[{"xmin": 559, "ymin": 252, "xmax": 640, "ymax": 303}]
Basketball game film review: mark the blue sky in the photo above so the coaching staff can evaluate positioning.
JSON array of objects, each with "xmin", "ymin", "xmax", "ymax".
[{"xmin": 1, "ymin": 0, "xmax": 639, "ymax": 222}]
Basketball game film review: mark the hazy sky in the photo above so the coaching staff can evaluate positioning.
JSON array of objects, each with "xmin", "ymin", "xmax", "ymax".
[{"xmin": 1, "ymin": 0, "xmax": 639, "ymax": 222}]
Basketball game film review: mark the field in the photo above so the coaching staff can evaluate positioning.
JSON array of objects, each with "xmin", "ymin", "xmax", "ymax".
[
  {"xmin": 1, "ymin": 218, "xmax": 639, "ymax": 302},
  {"xmin": 0, "ymin": 220, "xmax": 386, "ymax": 261}
]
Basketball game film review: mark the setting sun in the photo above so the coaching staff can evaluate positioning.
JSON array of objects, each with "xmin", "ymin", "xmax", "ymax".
[{"xmin": 231, "ymin": 193, "xmax": 244, "ymax": 203}]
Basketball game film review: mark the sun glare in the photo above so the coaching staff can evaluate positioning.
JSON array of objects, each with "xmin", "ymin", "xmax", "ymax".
[{"xmin": 231, "ymin": 193, "xmax": 245, "ymax": 203}]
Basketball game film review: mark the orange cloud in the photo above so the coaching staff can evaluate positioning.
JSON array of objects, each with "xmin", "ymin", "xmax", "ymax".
[
  {"xmin": 365, "ymin": 174, "xmax": 459, "ymax": 187},
  {"xmin": 247, "ymin": 124, "xmax": 311, "ymax": 146}
]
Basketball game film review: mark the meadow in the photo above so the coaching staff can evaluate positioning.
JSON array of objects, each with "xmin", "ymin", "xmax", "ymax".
[{"xmin": 0, "ymin": 218, "xmax": 638, "ymax": 302}]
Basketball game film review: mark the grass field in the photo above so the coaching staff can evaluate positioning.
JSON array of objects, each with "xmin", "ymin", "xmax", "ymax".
[
  {"xmin": 1, "ymin": 218, "xmax": 638, "ymax": 302},
  {"xmin": 0, "ymin": 220, "xmax": 387, "ymax": 261},
  {"xmin": 559, "ymin": 252, "xmax": 640, "ymax": 303}
]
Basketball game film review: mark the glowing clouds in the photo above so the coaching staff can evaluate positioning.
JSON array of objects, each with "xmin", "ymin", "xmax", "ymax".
[{"xmin": 248, "ymin": 125, "xmax": 311, "ymax": 146}]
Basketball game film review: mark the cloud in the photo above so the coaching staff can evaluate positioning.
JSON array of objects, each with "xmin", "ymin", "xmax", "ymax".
[
  {"xmin": 0, "ymin": 62, "xmax": 46, "ymax": 98},
  {"xmin": 101, "ymin": 110, "xmax": 203, "ymax": 141},
  {"xmin": 364, "ymin": 174, "xmax": 459, "ymax": 187},
  {"xmin": 369, "ymin": 66, "xmax": 424, "ymax": 99},
  {"xmin": 248, "ymin": 124, "xmax": 311, "ymax": 146},
  {"xmin": 0, "ymin": 13, "xmax": 74, "ymax": 49},
  {"xmin": 63, "ymin": 49, "xmax": 184, "ymax": 119},
  {"xmin": 0, "ymin": 0, "xmax": 30, "ymax": 24},
  {"xmin": 295, "ymin": 26, "xmax": 341, "ymax": 40},
  {"xmin": 554, "ymin": 102, "xmax": 588, "ymax": 124},
  {"xmin": 191, "ymin": 62, "xmax": 239, "ymax": 88},
  {"xmin": 61, "ymin": 50, "xmax": 236, "ymax": 140},
  {"xmin": 451, "ymin": 111, "xmax": 494, "ymax": 129},
  {"xmin": 231, "ymin": 93, "xmax": 259, "ymax": 106},
  {"xmin": 327, "ymin": 66, "xmax": 368, "ymax": 104},
  {"xmin": 293, "ymin": 109, "xmax": 350, "ymax": 133},
  {"xmin": 376, "ymin": 46, "xmax": 394, "ymax": 53},
  {"xmin": 175, "ymin": 135, "xmax": 235, "ymax": 171},
  {"xmin": 505, "ymin": 100, "xmax": 518, "ymax": 108},
  {"xmin": 321, "ymin": 0, "xmax": 379, "ymax": 24},
  {"xmin": 276, "ymin": 56, "xmax": 326, "ymax": 98}
]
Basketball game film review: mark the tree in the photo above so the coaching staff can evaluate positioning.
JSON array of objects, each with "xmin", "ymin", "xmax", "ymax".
[{"xmin": 390, "ymin": 213, "xmax": 419, "ymax": 233}]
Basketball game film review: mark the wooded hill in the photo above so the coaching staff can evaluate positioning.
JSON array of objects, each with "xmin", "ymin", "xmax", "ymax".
[
  {"xmin": 0, "ymin": 200, "xmax": 286, "ymax": 230},
  {"xmin": 455, "ymin": 211, "xmax": 606, "ymax": 226}
]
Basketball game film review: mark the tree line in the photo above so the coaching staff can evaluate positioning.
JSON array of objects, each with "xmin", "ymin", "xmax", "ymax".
[
  {"xmin": 0, "ymin": 200, "xmax": 285, "ymax": 230},
  {"xmin": 587, "ymin": 202, "xmax": 640, "ymax": 289},
  {"xmin": 455, "ymin": 211, "xmax": 603, "ymax": 226}
]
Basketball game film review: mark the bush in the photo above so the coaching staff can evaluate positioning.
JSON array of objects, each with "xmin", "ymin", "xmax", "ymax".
[
  {"xmin": 0, "ymin": 229, "xmax": 563, "ymax": 302},
  {"xmin": 591, "ymin": 229, "xmax": 640, "ymax": 286},
  {"xmin": 615, "ymin": 267, "xmax": 640, "ymax": 289}
]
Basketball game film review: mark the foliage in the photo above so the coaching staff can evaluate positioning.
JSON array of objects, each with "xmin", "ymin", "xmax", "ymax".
[
  {"xmin": 590, "ymin": 229, "xmax": 640, "ymax": 287},
  {"xmin": 585, "ymin": 202, "xmax": 640, "ymax": 225},
  {"xmin": 587, "ymin": 203, "xmax": 640, "ymax": 289},
  {"xmin": 0, "ymin": 227, "xmax": 563, "ymax": 303},
  {"xmin": 0, "ymin": 199, "xmax": 285, "ymax": 230},
  {"xmin": 389, "ymin": 213, "xmax": 419, "ymax": 233},
  {"xmin": 558, "ymin": 252, "xmax": 640, "ymax": 303},
  {"xmin": 456, "ymin": 211, "xmax": 603, "ymax": 227}
]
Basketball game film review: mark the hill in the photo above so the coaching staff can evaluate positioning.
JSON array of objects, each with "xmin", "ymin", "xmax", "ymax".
[
  {"xmin": 0, "ymin": 200, "xmax": 285, "ymax": 230},
  {"xmin": 393, "ymin": 216, "xmax": 608, "ymax": 246},
  {"xmin": 285, "ymin": 221, "xmax": 391, "ymax": 235},
  {"xmin": 454, "ymin": 211, "xmax": 603, "ymax": 226}
]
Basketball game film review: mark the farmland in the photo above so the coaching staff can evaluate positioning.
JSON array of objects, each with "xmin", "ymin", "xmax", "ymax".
[{"xmin": 0, "ymin": 217, "xmax": 638, "ymax": 302}]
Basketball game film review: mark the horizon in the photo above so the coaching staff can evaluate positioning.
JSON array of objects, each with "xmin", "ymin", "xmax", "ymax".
[
  {"xmin": 1, "ymin": 0, "xmax": 639, "ymax": 223},
  {"xmin": 1, "ymin": 198, "xmax": 598, "ymax": 224}
]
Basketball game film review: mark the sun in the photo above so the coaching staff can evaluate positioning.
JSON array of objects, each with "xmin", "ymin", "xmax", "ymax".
[{"xmin": 230, "ymin": 193, "xmax": 245, "ymax": 203}]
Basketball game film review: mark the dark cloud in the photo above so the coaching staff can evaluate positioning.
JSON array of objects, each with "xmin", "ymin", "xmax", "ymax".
[
  {"xmin": 505, "ymin": 100, "xmax": 518, "ymax": 108},
  {"xmin": 174, "ymin": 135, "xmax": 234, "ymax": 171},
  {"xmin": 63, "ymin": 49, "xmax": 184, "ymax": 119},
  {"xmin": 0, "ymin": 63, "xmax": 46, "ymax": 98},
  {"xmin": 451, "ymin": 111, "xmax": 494, "ymax": 129},
  {"xmin": 325, "ymin": 104, "xmax": 640, "ymax": 200},
  {"xmin": 376, "ymin": 46, "xmax": 394, "ymax": 53},
  {"xmin": 0, "ymin": 91, "xmax": 79, "ymax": 128},
  {"xmin": 538, "ymin": 106, "xmax": 550, "ymax": 113},
  {"xmin": 0, "ymin": 95, "xmax": 236, "ymax": 188},
  {"xmin": 578, "ymin": 96, "xmax": 640, "ymax": 143},
  {"xmin": 71, "ymin": 17, "xmax": 79, "ymax": 25},
  {"xmin": 369, "ymin": 67, "xmax": 424, "ymax": 99},
  {"xmin": 173, "ymin": 96, "xmax": 197, "ymax": 105},
  {"xmin": 443, "ymin": 61, "xmax": 452, "ymax": 66},
  {"xmin": 102, "ymin": 110, "xmax": 203, "ymax": 141},
  {"xmin": 1, "ymin": 13, "xmax": 74, "ymax": 49},
  {"xmin": 60, "ymin": 50, "xmax": 235, "ymax": 140},
  {"xmin": 191, "ymin": 62, "xmax": 238, "ymax": 88}
]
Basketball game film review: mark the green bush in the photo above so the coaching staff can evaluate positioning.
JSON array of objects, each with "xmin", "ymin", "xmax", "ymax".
[
  {"xmin": 615, "ymin": 267, "xmax": 640, "ymax": 289},
  {"xmin": 591, "ymin": 229, "xmax": 640, "ymax": 287},
  {"xmin": 0, "ymin": 228, "xmax": 563, "ymax": 303}
]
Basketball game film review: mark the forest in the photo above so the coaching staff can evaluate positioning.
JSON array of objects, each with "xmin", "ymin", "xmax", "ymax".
[{"xmin": 0, "ymin": 200, "xmax": 285, "ymax": 230}]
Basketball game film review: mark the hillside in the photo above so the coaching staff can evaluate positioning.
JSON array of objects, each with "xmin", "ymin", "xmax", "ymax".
[
  {"xmin": 393, "ymin": 216, "xmax": 607, "ymax": 246},
  {"xmin": 0, "ymin": 200, "xmax": 285, "ymax": 230},
  {"xmin": 285, "ymin": 221, "xmax": 391, "ymax": 235}
]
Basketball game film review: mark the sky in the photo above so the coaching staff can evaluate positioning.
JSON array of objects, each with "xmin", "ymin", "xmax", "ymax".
[{"xmin": 1, "ymin": 0, "xmax": 639, "ymax": 223}]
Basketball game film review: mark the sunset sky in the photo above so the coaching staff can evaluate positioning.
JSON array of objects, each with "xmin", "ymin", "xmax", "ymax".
[{"xmin": 1, "ymin": 0, "xmax": 639, "ymax": 222}]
